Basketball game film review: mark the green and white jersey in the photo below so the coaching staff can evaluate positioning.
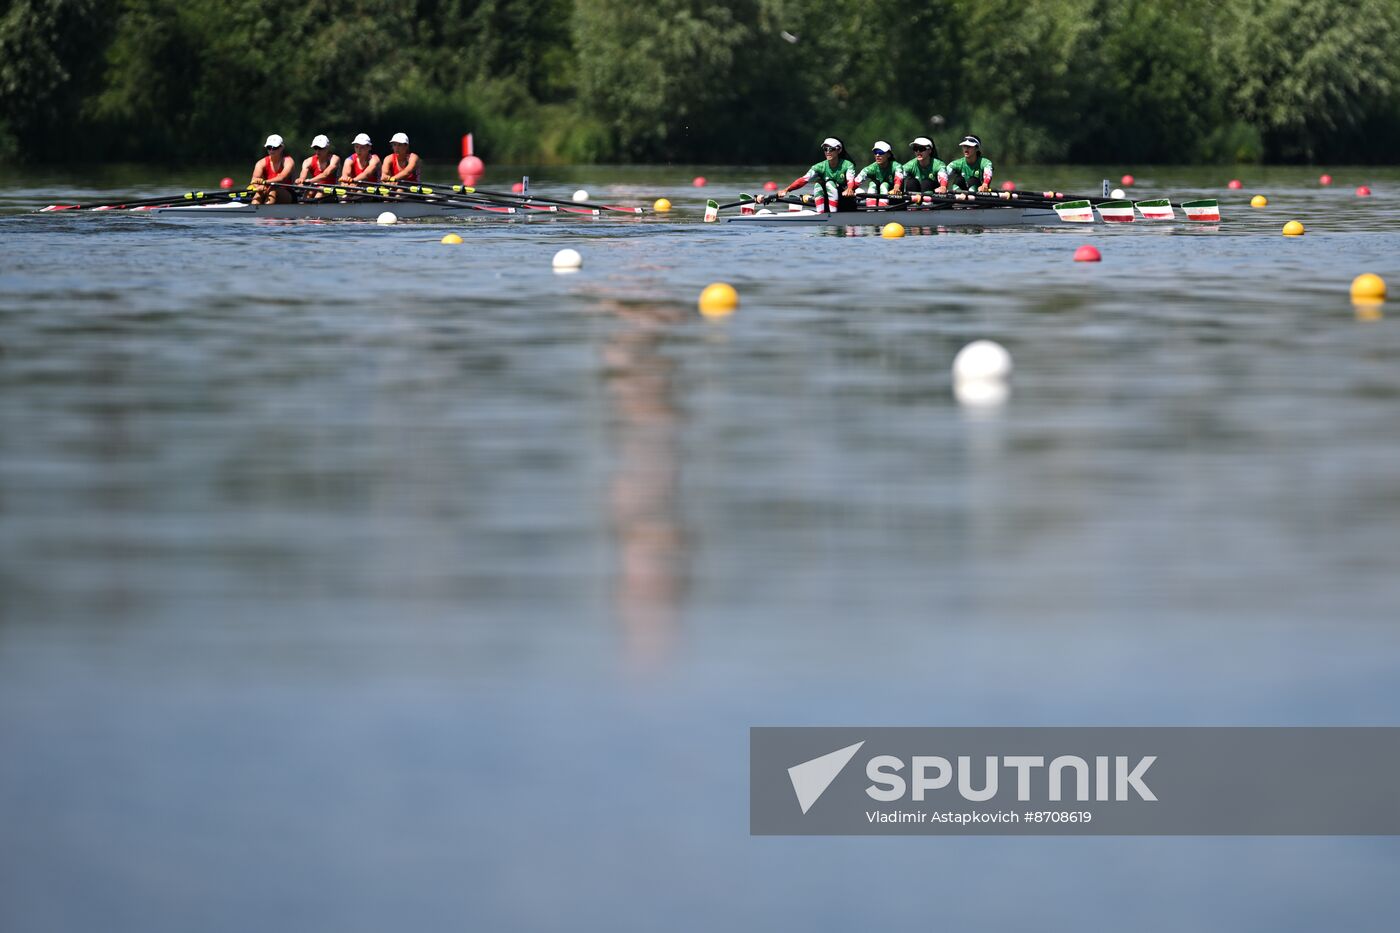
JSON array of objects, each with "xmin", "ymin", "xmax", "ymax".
[
  {"xmin": 946, "ymin": 155, "xmax": 994, "ymax": 189},
  {"xmin": 804, "ymin": 158, "xmax": 856, "ymax": 189},
  {"xmin": 901, "ymin": 156, "xmax": 948, "ymax": 188},
  {"xmin": 854, "ymin": 159, "xmax": 900, "ymax": 188}
]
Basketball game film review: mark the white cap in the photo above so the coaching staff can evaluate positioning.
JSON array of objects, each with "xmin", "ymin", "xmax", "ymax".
[
  {"xmin": 390, "ymin": 132, "xmax": 409, "ymax": 145},
  {"xmin": 352, "ymin": 133, "xmax": 371, "ymax": 146},
  {"xmin": 911, "ymin": 137, "xmax": 934, "ymax": 148},
  {"xmin": 310, "ymin": 134, "xmax": 330, "ymax": 149},
  {"xmin": 872, "ymin": 140, "xmax": 892, "ymax": 153},
  {"xmin": 821, "ymin": 137, "xmax": 841, "ymax": 149},
  {"xmin": 959, "ymin": 135, "xmax": 982, "ymax": 148},
  {"xmin": 264, "ymin": 134, "xmax": 284, "ymax": 148}
]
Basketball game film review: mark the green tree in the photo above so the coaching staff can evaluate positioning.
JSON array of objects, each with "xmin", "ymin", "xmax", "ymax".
[
  {"xmin": 0, "ymin": 0, "xmax": 113, "ymax": 155},
  {"xmin": 573, "ymin": 0, "xmax": 759, "ymax": 160},
  {"xmin": 1216, "ymin": 0, "xmax": 1400, "ymax": 161}
]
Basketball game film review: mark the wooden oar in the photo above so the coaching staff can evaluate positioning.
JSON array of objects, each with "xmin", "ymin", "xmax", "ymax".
[
  {"xmin": 358, "ymin": 185, "xmax": 520, "ymax": 214},
  {"xmin": 451, "ymin": 183, "xmax": 643, "ymax": 215},
  {"xmin": 369, "ymin": 181, "xmax": 592, "ymax": 215},
  {"xmin": 39, "ymin": 188, "xmax": 252, "ymax": 212}
]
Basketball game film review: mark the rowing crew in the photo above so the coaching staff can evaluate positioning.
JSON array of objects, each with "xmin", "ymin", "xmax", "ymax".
[
  {"xmin": 249, "ymin": 133, "xmax": 422, "ymax": 204},
  {"xmin": 777, "ymin": 135, "xmax": 994, "ymax": 212}
]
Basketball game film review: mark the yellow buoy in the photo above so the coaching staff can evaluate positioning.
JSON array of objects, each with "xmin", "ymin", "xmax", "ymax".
[
  {"xmin": 441, "ymin": 233, "xmax": 463, "ymax": 244},
  {"xmin": 1250, "ymin": 195, "xmax": 1268, "ymax": 208},
  {"xmin": 1350, "ymin": 273, "xmax": 1387, "ymax": 301},
  {"xmin": 698, "ymin": 282, "xmax": 738, "ymax": 318},
  {"xmin": 1282, "ymin": 221, "xmax": 1304, "ymax": 236},
  {"xmin": 653, "ymin": 198, "xmax": 672, "ymax": 213},
  {"xmin": 881, "ymin": 222, "xmax": 905, "ymax": 238}
]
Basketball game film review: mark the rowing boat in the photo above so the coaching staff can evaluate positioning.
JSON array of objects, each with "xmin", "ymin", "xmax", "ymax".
[
  {"xmin": 145, "ymin": 200, "xmax": 541, "ymax": 220},
  {"xmin": 724, "ymin": 205, "xmax": 1061, "ymax": 226}
]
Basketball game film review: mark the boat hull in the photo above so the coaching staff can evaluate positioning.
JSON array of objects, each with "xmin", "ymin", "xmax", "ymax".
[
  {"xmin": 725, "ymin": 206, "xmax": 1059, "ymax": 227},
  {"xmin": 147, "ymin": 201, "xmax": 523, "ymax": 220}
]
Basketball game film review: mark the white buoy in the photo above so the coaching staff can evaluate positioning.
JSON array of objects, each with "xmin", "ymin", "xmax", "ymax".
[
  {"xmin": 552, "ymin": 247, "xmax": 583, "ymax": 271},
  {"xmin": 376, "ymin": 211, "xmax": 398, "ymax": 225},
  {"xmin": 572, "ymin": 189, "xmax": 590, "ymax": 202},
  {"xmin": 952, "ymin": 340, "xmax": 1012, "ymax": 382},
  {"xmin": 1111, "ymin": 188, "xmax": 1126, "ymax": 199}
]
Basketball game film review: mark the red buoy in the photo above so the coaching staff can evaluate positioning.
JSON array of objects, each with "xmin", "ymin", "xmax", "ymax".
[
  {"xmin": 511, "ymin": 182, "xmax": 524, "ymax": 194},
  {"xmin": 219, "ymin": 177, "xmax": 234, "ymax": 189},
  {"xmin": 1227, "ymin": 179, "xmax": 1243, "ymax": 190},
  {"xmin": 458, "ymin": 133, "xmax": 485, "ymax": 185},
  {"xmin": 763, "ymin": 181, "xmax": 778, "ymax": 192},
  {"xmin": 1120, "ymin": 174, "xmax": 1135, "ymax": 186},
  {"xmin": 1319, "ymin": 174, "xmax": 1333, "ymax": 186},
  {"xmin": 1356, "ymin": 185, "xmax": 1372, "ymax": 197},
  {"xmin": 1000, "ymin": 180, "xmax": 1016, "ymax": 191},
  {"xmin": 692, "ymin": 176, "xmax": 707, "ymax": 187},
  {"xmin": 1074, "ymin": 244, "xmax": 1102, "ymax": 263}
]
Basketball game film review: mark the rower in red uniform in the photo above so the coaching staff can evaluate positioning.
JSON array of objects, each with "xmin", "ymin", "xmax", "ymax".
[
  {"xmin": 250, "ymin": 134, "xmax": 296, "ymax": 204},
  {"xmin": 381, "ymin": 132, "xmax": 421, "ymax": 184},
  {"xmin": 296, "ymin": 134, "xmax": 340, "ymax": 200},
  {"xmin": 340, "ymin": 133, "xmax": 380, "ymax": 186}
]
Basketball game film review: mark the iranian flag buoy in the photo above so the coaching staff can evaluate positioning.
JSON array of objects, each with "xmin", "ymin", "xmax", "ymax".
[
  {"xmin": 1053, "ymin": 199, "xmax": 1096, "ymax": 223},
  {"xmin": 1181, "ymin": 199, "xmax": 1221, "ymax": 222},
  {"xmin": 1135, "ymin": 198, "xmax": 1175, "ymax": 221},
  {"xmin": 1095, "ymin": 200, "xmax": 1136, "ymax": 223}
]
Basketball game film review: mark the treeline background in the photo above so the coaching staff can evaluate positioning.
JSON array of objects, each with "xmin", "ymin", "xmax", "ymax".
[{"xmin": 4, "ymin": 0, "xmax": 1399, "ymax": 165}]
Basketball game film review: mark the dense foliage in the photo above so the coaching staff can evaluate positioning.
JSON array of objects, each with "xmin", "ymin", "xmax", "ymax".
[{"xmin": 3, "ymin": 0, "xmax": 1398, "ymax": 163}]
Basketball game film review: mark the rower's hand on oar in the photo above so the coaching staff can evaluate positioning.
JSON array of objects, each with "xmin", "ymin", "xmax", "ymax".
[{"xmin": 979, "ymin": 184, "xmax": 991, "ymax": 192}]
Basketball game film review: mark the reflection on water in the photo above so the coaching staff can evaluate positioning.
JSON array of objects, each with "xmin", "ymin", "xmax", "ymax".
[
  {"xmin": 3, "ymin": 165, "xmax": 1400, "ymax": 932},
  {"xmin": 600, "ymin": 299, "xmax": 689, "ymax": 668}
]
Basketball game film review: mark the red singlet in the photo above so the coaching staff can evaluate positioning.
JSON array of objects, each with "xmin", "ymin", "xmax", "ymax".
[
  {"xmin": 384, "ymin": 153, "xmax": 418, "ymax": 183},
  {"xmin": 345, "ymin": 153, "xmax": 378, "ymax": 182}
]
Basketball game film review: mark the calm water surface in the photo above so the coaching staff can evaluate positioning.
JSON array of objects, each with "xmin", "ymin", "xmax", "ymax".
[{"xmin": 2, "ymin": 165, "xmax": 1399, "ymax": 931}]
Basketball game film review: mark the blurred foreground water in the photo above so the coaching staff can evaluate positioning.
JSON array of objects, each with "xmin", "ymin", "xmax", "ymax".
[{"xmin": 3, "ymin": 165, "xmax": 1400, "ymax": 931}]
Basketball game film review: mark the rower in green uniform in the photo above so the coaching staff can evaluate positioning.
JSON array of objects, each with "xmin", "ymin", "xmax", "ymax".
[
  {"xmin": 846, "ymin": 140, "xmax": 900, "ymax": 208},
  {"xmin": 945, "ymin": 134, "xmax": 994, "ymax": 192},
  {"xmin": 777, "ymin": 137, "xmax": 856, "ymax": 213},
  {"xmin": 892, "ymin": 136, "xmax": 948, "ymax": 203}
]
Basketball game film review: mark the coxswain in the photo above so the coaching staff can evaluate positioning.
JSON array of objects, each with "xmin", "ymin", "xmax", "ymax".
[
  {"xmin": 381, "ymin": 132, "xmax": 421, "ymax": 184},
  {"xmin": 250, "ymin": 134, "xmax": 296, "ymax": 204},
  {"xmin": 296, "ymin": 134, "xmax": 340, "ymax": 201},
  {"xmin": 893, "ymin": 136, "xmax": 949, "ymax": 203},
  {"xmin": 846, "ymin": 140, "xmax": 901, "ymax": 207},
  {"xmin": 776, "ymin": 137, "xmax": 856, "ymax": 213},
  {"xmin": 340, "ymin": 133, "xmax": 380, "ymax": 186},
  {"xmin": 945, "ymin": 135, "xmax": 994, "ymax": 192}
]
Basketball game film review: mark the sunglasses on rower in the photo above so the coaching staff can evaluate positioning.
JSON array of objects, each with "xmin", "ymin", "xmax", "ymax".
[
  {"xmin": 821, "ymin": 144, "xmax": 839, "ymax": 152},
  {"xmin": 912, "ymin": 144, "xmax": 932, "ymax": 152}
]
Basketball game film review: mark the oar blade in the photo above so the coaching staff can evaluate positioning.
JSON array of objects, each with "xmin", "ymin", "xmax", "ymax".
[
  {"xmin": 1181, "ymin": 199, "xmax": 1221, "ymax": 222},
  {"xmin": 1053, "ymin": 199, "xmax": 1096, "ymax": 223},
  {"xmin": 704, "ymin": 199, "xmax": 719, "ymax": 223},
  {"xmin": 1095, "ymin": 199, "xmax": 1136, "ymax": 223},
  {"xmin": 739, "ymin": 193, "xmax": 756, "ymax": 216},
  {"xmin": 1135, "ymin": 198, "xmax": 1175, "ymax": 221}
]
